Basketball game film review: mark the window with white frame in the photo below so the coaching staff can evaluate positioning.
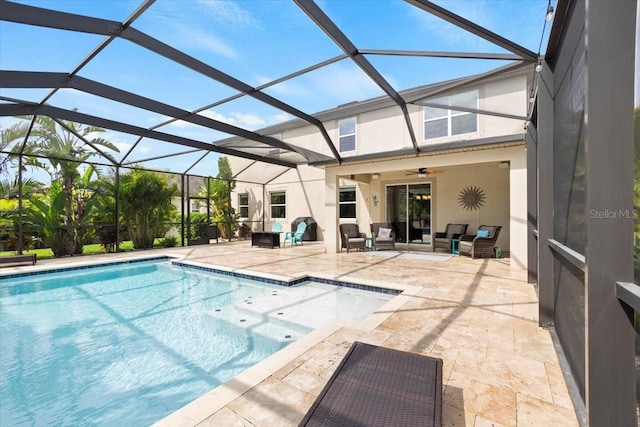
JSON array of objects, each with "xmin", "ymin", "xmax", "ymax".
[
  {"xmin": 339, "ymin": 117, "xmax": 356, "ymax": 152},
  {"xmin": 190, "ymin": 200, "xmax": 200, "ymax": 213},
  {"xmin": 238, "ymin": 193, "xmax": 249, "ymax": 218},
  {"xmin": 339, "ymin": 187, "xmax": 357, "ymax": 219},
  {"xmin": 424, "ymin": 91, "xmax": 478, "ymax": 140},
  {"xmin": 270, "ymin": 191, "xmax": 286, "ymax": 219}
]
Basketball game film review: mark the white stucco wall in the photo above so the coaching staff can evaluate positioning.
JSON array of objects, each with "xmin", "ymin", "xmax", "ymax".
[
  {"xmin": 325, "ymin": 145, "xmax": 527, "ymax": 269},
  {"xmin": 227, "ymin": 71, "xmax": 530, "ymax": 269}
]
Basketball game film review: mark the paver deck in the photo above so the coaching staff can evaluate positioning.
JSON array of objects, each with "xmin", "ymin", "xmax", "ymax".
[{"xmin": 0, "ymin": 241, "xmax": 579, "ymax": 427}]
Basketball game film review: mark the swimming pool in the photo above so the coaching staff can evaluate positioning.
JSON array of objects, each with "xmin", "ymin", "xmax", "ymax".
[{"xmin": 0, "ymin": 258, "xmax": 395, "ymax": 426}]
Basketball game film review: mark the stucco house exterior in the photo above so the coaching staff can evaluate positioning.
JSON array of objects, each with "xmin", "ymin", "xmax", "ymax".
[{"xmin": 227, "ymin": 66, "xmax": 531, "ymax": 270}]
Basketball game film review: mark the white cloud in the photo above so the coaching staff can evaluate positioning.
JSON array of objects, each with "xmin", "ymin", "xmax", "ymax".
[
  {"xmin": 234, "ymin": 113, "xmax": 265, "ymax": 128},
  {"xmin": 158, "ymin": 109, "xmax": 286, "ymax": 134},
  {"xmin": 200, "ymin": 110, "xmax": 237, "ymax": 125},
  {"xmin": 197, "ymin": 0, "xmax": 258, "ymax": 29},
  {"xmin": 172, "ymin": 25, "xmax": 239, "ymax": 60},
  {"xmin": 270, "ymin": 112, "xmax": 294, "ymax": 124},
  {"xmin": 145, "ymin": 1, "xmax": 242, "ymax": 59},
  {"xmin": 408, "ymin": 0, "xmax": 527, "ymax": 52},
  {"xmin": 165, "ymin": 119, "xmax": 196, "ymax": 129}
]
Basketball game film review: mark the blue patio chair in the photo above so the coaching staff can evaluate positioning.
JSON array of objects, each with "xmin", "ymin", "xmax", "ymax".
[
  {"xmin": 271, "ymin": 222, "xmax": 283, "ymax": 233},
  {"xmin": 284, "ymin": 222, "xmax": 307, "ymax": 247}
]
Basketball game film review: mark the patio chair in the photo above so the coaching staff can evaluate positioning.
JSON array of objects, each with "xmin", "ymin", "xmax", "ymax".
[
  {"xmin": 339, "ymin": 223, "xmax": 366, "ymax": 253},
  {"xmin": 433, "ymin": 223, "xmax": 468, "ymax": 253},
  {"xmin": 458, "ymin": 225, "xmax": 502, "ymax": 258},
  {"xmin": 371, "ymin": 222, "xmax": 395, "ymax": 251},
  {"xmin": 284, "ymin": 221, "xmax": 307, "ymax": 247},
  {"xmin": 271, "ymin": 222, "xmax": 283, "ymax": 233}
]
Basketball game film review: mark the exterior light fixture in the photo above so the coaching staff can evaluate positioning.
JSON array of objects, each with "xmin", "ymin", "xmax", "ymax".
[
  {"xmin": 535, "ymin": 60, "xmax": 543, "ymax": 72},
  {"xmin": 546, "ymin": 4, "xmax": 554, "ymax": 22}
]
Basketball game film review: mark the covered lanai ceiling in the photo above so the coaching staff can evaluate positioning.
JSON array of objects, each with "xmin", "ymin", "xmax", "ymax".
[{"xmin": 0, "ymin": 0, "xmax": 553, "ymax": 181}]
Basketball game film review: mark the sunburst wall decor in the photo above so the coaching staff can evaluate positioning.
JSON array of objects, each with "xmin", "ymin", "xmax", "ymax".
[{"xmin": 458, "ymin": 185, "xmax": 486, "ymax": 211}]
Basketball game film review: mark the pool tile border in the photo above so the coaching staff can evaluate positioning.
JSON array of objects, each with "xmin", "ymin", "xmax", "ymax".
[
  {"xmin": 172, "ymin": 260, "xmax": 401, "ymax": 295},
  {"xmin": 0, "ymin": 255, "xmax": 173, "ymax": 281},
  {"xmin": 1, "ymin": 257, "xmax": 401, "ymax": 297}
]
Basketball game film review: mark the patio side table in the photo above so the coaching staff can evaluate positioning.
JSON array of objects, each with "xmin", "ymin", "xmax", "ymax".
[
  {"xmin": 365, "ymin": 236, "xmax": 374, "ymax": 251},
  {"xmin": 451, "ymin": 238, "xmax": 459, "ymax": 255}
]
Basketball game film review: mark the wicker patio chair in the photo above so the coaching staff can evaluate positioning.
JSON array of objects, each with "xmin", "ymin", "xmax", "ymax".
[
  {"xmin": 433, "ymin": 223, "xmax": 468, "ymax": 253},
  {"xmin": 339, "ymin": 223, "xmax": 366, "ymax": 253},
  {"xmin": 371, "ymin": 222, "xmax": 396, "ymax": 251},
  {"xmin": 458, "ymin": 225, "xmax": 502, "ymax": 258}
]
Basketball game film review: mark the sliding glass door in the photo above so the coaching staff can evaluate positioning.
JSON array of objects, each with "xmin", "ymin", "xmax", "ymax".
[{"xmin": 386, "ymin": 183, "xmax": 432, "ymax": 247}]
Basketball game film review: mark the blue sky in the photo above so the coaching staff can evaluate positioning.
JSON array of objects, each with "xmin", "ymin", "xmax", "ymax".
[{"xmin": 0, "ymin": 0, "xmax": 603, "ymax": 178}]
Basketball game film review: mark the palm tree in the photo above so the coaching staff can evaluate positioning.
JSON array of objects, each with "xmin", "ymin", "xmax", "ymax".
[
  {"xmin": 4, "ymin": 115, "xmax": 119, "ymax": 256},
  {"xmin": 198, "ymin": 157, "xmax": 238, "ymax": 239}
]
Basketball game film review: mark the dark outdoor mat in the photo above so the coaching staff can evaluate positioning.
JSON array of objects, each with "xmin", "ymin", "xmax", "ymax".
[{"xmin": 299, "ymin": 341, "xmax": 443, "ymax": 427}]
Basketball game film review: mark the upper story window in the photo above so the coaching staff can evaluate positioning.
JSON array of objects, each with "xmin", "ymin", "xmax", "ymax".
[
  {"xmin": 270, "ymin": 191, "xmax": 286, "ymax": 219},
  {"xmin": 238, "ymin": 193, "xmax": 249, "ymax": 218},
  {"xmin": 424, "ymin": 91, "xmax": 478, "ymax": 140},
  {"xmin": 339, "ymin": 117, "xmax": 356, "ymax": 152},
  {"xmin": 339, "ymin": 187, "xmax": 357, "ymax": 219}
]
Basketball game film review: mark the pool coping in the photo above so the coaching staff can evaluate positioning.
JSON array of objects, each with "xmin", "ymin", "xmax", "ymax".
[{"xmin": 0, "ymin": 254, "xmax": 173, "ymax": 280}]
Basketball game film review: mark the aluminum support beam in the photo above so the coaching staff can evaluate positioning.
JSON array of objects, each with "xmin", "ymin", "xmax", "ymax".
[
  {"xmin": 0, "ymin": 104, "xmax": 297, "ymax": 168},
  {"xmin": 526, "ymin": 122, "xmax": 538, "ymax": 284},
  {"xmin": 0, "ymin": 71, "xmax": 301, "ymax": 155},
  {"xmin": 406, "ymin": 0, "xmax": 537, "ymax": 61},
  {"xmin": 121, "ymin": 149, "xmax": 201, "ymax": 166},
  {"xmin": 0, "ymin": 1, "xmax": 342, "ymax": 163},
  {"xmin": 536, "ymin": 61, "xmax": 554, "ymax": 327},
  {"xmin": 415, "ymin": 101, "xmax": 527, "ymax": 121},
  {"xmin": 583, "ymin": 0, "xmax": 636, "ymax": 424},
  {"xmin": 52, "ymin": 118, "xmax": 119, "ymax": 166},
  {"xmin": 294, "ymin": 0, "xmax": 419, "ymax": 155},
  {"xmin": 406, "ymin": 61, "xmax": 528, "ymax": 104},
  {"xmin": 616, "ymin": 282, "xmax": 640, "ymax": 314},
  {"xmin": 360, "ymin": 49, "xmax": 521, "ymax": 61}
]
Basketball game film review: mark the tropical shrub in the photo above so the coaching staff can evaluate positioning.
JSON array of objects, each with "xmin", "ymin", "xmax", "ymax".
[
  {"xmin": 159, "ymin": 236, "xmax": 179, "ymax": 247},
  {"xmin": 119, "ymin": 169, "xmax": 178, "ymax": 249}
]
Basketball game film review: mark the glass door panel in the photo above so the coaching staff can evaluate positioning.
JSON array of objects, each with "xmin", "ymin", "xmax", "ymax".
[
  {"xmin": 386, "ymin": 185, "xmax": 407, "ymax": 243},
  {"xmin": 408, "ymin": 184, "xmax": 431, "ymax": 245},
  {"xmin": 386, "ymin": 183, "xmax": 432, "ymax": 246}
]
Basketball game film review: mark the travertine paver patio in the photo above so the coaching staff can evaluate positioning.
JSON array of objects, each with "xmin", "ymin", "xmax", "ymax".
[{"xmin": 1, "ymin": 241, "xmax": 579, "ymax": 427}]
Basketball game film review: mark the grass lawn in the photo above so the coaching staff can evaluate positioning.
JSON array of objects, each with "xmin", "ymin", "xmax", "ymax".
[{"xmin": 0, "ymin": 241, "xmax": 170, "ymax": 260}]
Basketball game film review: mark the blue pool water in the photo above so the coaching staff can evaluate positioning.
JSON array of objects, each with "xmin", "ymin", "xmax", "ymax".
[{"xmin": 0, "ymin": 260, "xmax": 393, "ymax": 426}]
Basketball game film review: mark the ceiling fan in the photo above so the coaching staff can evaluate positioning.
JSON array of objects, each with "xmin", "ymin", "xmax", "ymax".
[{"xmin": 405, "ymin": 167, "xmax": 445, "ymax": 177}]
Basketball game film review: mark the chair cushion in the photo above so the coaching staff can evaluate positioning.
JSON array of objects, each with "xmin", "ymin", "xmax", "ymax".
[
  {"xmin": 378, "ymin": 227, "xmax": 392, "ymax": 238},
  {"xmin": 477, "ymin": 230, "xmax": 490, "ymax": 238},
  {"xmin": 458, "ymin": 240, "xmax": 472, "ymax": 250}
]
